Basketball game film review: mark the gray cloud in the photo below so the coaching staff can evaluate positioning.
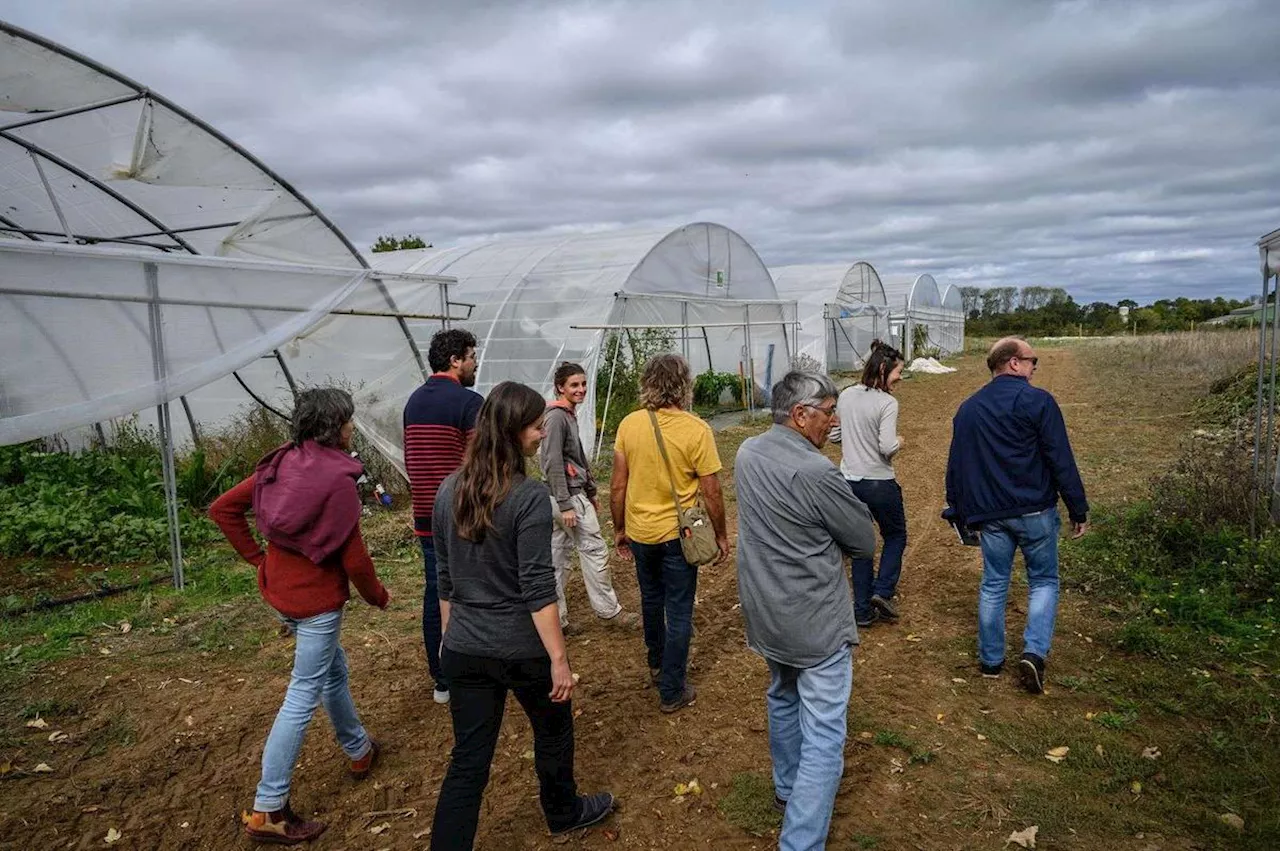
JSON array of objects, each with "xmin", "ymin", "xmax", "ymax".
[{"xmin": 5, "ymin": 0, "xmax": 1280, "ymax": 304}]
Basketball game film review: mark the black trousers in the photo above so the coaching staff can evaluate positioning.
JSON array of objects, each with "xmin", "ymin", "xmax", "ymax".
[{"xmin": 430, "ymin": 648, "xmax": 579, "ymax": 850}]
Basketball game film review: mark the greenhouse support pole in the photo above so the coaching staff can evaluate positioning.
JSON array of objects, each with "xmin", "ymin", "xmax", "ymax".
[
  {"xmin": 145, "ymin": 262, "xmax": 184, "ymax": 589},
  {"xmin": 744, "ymin": 305, "xmax": 755, "ymax": 418},
  {"xmin": 681, "ymin": 302, "xmax": 690, "ymax": 360},
  {"xmin": 594, "ymin": 331, "xmax": 623, "ymax": 463},
  {"xmin": 1253, "ymin": 270, "xmax": 1272, "ymax": 537},
  {"xmin": 1265, "ymin": 271, "xmax": 1280, "ymax": 506}
]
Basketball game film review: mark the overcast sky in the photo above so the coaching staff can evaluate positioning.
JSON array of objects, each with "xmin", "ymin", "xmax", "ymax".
[{"xmin": 7, "ymin": 0, "xmax": 1279, "ymax": 304}]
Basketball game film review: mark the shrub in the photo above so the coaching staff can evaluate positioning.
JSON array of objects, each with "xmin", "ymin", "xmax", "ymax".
[{"xmin": 693, "ymin": 370, "xmax": 744, "ymax": 408}]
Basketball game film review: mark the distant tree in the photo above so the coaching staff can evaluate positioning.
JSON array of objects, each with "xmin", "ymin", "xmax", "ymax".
[
  {"xmin": 980, "ymin": 289, "xmax": 1003, "ymax": 317},
  {"xmin": 371, "ymin": 234, "xmax": 430, "ymax": 252},
  {"xmin": 959, "ymin": 286, "xmax": 983, "ymax": 316},
  {"xmin": 1117, "ymin": 298, "xmax": 1139, "ymax": 308}
]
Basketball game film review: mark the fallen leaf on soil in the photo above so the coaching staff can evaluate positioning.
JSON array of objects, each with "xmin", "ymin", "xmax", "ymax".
[
  {"xmin": 81, "ymin": 806, "xmax": 101, "ymax": 813},
  {"xmin": 858, "ymin": 731, "xmax": 873, "ymax": 740},
  {"xmin": 936, "ymin": 713, "xmax": 945, "ymax": 722},
  {"xmin": 976, "ymin": 734, "xmax": 987, "ymax": 741},
  {"xmin": 413, "ymin": 828, "xmax": 432, "ymax": 839},
  {"xmin": 180, "ymin": 822, "xmax": 189, "ymax": 828},
  {"xmin": 99, "ymin": 648, "xmax": 111, "ymax": 656},
  {"xmin": 0, "ymin": 759, "xmax": 11, "ymax": 776},
  {"xmin": 673, "ymin": 779, "xmax": 702, "ymax": 796},
  {"xmin": 603, "ymin": 828, "xmax": 620, "ymax": 840},
  {"xmin": 889, "ymin": 758, "xmax": 904, "ymax": 774},
  {"xmin": 104, "ymin": 827, "xmax": 122, "ymax": 844},
  {"xmin": 1095, "ymin": 744, "xmax": 1105, "ymax": 756},
  {"xmin": 904, "ymin": 634, "xmax": 923, "ymax": 642},
  {"xmin": 1085, "ymin": 712, "xmax": 1096, "ymax": 721},
  {"xmin": 951, "ymin": 677, "xmax": 967, "ymax": 684},
  {"xmin": 1006, "ymin": 825, "xmax": 1038, "ymax": 848},
  {"xmin": 119, "ymin": 621, "xmax": 131, "ymax": 634},
  {"xmin": 48, "ymin": 731, "xmax": 69, "ymax": 743},
  {"xmin": 1141, "ymin": 746, "xmax": 1160, "ymax": 760},
  {"xmin": 32, "ymin": 763, "xmax": 54, "ymax": 773},
  {"xmin": 572, "ymin": 673, "xmax": 581, "ymax": 683},
  {"xmin": 369, "ymin": 822, "xmax": 391, "ymax": 835},
  {"xmin": 1130, "ymin": 780, "xmax": 1142, "ymax": 795},
  {"xmin": 25, "ymin": 716, "xmax": 48, "ymax": 729},
  {"xmin": 1044, "ymin": 746, "xmax": 1069, "ymax": 764},
  {"xmin": 1220, "ymin": 813, "xmax": 1244, "ymax": 830},
  {"xmin": 521, "ymin": 750, "xmax": 535, "ymax": 760},
  {"xmin": 184, "ymin": 716, "xmax": 194, "ymax": 727}
]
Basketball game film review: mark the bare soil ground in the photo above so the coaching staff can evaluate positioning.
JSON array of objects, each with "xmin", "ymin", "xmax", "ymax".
[{"xmin": 0, "ymin": 346, "xmax": 1218, "ymax": 850}]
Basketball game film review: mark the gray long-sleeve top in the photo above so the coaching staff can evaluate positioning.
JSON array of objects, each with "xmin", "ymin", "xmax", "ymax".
[
  {"xmin": 734, "ymin": 425, "xmax": 877, "ymax": 668},
  {"xmin": 433, "ymin": 473, "xmax": 558, "ymax": 660},
  {"xmin": 538, "ymin": 403, "xmax": 597, "ymax": 511}
]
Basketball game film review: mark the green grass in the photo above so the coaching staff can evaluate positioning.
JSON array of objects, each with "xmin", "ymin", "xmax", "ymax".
[{"xmin": 718, "ymin": 772, "xmax": 782, "ymax": 836}]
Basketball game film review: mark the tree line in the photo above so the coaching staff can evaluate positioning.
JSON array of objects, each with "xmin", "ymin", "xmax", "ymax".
[{"xmin": 957, "ymin": 286, "xmax": 1255, "ymax": 336}]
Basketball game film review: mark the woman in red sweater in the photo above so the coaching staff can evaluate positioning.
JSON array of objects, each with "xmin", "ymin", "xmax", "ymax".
[{"xmin": 210, "ymin": 388, "xmax": 390, "ymax": 845}]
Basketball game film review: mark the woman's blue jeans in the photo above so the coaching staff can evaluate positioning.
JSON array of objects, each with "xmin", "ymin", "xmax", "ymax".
[
  {"xmin": 846, "ymin": 478, "xmax": 907, "ymax": 620},
  {"xmin": 254, "ymin": 608, "xmax": 372, "ymax": 812}
]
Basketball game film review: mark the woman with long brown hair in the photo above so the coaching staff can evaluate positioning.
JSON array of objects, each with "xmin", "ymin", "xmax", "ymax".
[
  {"xmin": 429, "ymin": 381, "xmax": 614, "ymax": 849},
  {"xmin": 835, "ymin": 339, "xmax": 907, "ymax": 627}
]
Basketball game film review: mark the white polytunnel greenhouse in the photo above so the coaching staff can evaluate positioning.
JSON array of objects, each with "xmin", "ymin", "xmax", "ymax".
[
  {"xmin": 0, "ymin": 21, "xmax": 461, "ymax": 584},
  {"xmin": 881, "ymin": 273, "xmax": 952, "ymax": 360},
  {"xmin": 938, "ymin": 283, "xmax": 967, "ymax": 357},
  {"xmin": 769, "ymin": 262, "xmax": 892, "ymax": 373},
  {"xmin": 368, "ymin": 223, "xmax": 799, "ymax": 457}
]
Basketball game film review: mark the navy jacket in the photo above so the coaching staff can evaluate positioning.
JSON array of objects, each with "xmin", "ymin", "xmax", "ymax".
[{"xmin": 945, "ymin": 375, "xmax": 1088, "ymax": 527}]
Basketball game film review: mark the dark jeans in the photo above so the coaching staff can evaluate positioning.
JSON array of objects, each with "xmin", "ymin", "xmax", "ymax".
[
  {"xmin": 419, "ymin": 538, "xmax": 446, "ymax": 687},
  {"xmin": 846, "ymin": 479, "xmax": 907, "ymax": 620},
  {"xmin": 632, "ymin": 539, "xmax": 699, "ymax": 703},
  {"xmin": 430, "ymin": 648, "xmax": 579, "ymax": 849}
]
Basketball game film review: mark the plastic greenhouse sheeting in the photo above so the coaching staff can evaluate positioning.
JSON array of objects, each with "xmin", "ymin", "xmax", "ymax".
[
  {"xmin": 881, "ymin": 273, "xmax": 952, "ymax": 359},
  {"xmin": 771, "ymin": 262, "xmax": 892, "ymax": 372},
  {"xmin": 0, "ymin": 21, "xmax": 453, "ymax": 456},
  {"xmin": 938, "ymin": 283, "xmax": 966, "ymax": 357},
  {"xmin": 370, "ymin": 223, "xmax": 797, "ymax": 455}
]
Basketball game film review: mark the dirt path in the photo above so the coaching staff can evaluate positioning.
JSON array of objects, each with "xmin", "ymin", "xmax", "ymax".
[{"xmin": 0, "ymin": 347, "xmax": 1180, "ymax": 850}]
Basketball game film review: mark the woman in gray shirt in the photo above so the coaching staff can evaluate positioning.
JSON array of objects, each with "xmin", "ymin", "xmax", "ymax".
[
  {"xmin": 430, "ymin": 381, "xmax": 614, "ymax": 849},
  {"xmin": 836, "ymin": 340, "xmax": 907, "ymax": 627}
]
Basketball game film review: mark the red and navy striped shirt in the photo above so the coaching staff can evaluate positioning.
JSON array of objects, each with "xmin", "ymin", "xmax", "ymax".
[{"xmin": 403, "ymin": 373, "xmax": 484, "ymax": 535}]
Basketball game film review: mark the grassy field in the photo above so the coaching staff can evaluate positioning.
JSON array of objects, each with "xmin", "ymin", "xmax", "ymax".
[{"xmin": 0, "ymin": 329, "xmax": 1276, "ymax": 849}]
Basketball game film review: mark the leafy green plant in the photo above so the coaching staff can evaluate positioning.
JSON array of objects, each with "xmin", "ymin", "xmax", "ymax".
[{"xmin": 693, "ymin": 369, "xmax": 744, "ymax": 408}]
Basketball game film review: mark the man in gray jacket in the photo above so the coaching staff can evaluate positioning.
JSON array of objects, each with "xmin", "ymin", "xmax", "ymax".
[{"xmin": 735, "ymin": 371, "xmax": 876, "ymax": 851}]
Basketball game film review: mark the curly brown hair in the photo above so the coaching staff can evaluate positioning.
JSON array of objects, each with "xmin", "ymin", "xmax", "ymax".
[{"xmin": 639, "ymin": 353, "xmax": 692, "ymax": 410}]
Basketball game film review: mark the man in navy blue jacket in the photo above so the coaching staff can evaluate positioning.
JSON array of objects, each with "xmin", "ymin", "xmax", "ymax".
[{"xmin": 945, "ymin": 337, "xmax": 1088, "ymax": 694}]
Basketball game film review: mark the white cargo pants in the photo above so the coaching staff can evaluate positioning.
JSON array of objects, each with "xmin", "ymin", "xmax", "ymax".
[{"xmin": 551, "ymin": 493, "xmax": 623, "ymax": 625}]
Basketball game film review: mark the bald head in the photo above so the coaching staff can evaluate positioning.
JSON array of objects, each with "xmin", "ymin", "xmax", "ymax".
[{"xmin": 987, "ymin": 336, "xmax": 1038, "ymax": 379}]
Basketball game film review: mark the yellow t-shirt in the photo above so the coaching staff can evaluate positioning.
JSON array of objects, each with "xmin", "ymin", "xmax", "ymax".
[{"xmin": 614, "ymin": 407, "xmax": 722, "ymax": 545}]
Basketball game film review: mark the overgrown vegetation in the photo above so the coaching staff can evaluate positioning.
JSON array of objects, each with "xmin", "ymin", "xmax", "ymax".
[
  {"xmin": 593, "ymin": 328, "xmax": 675, "ymax": 438},
  {"xmin": 1056, "ymin": 333, "xmax": 1280, "ymax": 846},
  {"xmin": 692, "ymin": 369, "xmax": 744, "ymax": 409}
]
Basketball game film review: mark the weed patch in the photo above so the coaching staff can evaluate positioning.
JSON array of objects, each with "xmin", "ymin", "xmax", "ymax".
[{"xmin": 718, "ymin": 771, "xmax": 782, "ymax": 836}]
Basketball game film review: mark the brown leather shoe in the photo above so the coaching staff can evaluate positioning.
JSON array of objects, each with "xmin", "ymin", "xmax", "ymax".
[
  {"xmin": 350, "ymin": 738, "xmax": 379, "ymax": 779},
  {"xmin": 242, "ymin": 802, "xmax": 326, "ymax": 845}
]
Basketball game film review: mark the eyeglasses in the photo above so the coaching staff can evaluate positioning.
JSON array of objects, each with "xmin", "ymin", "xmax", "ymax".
[{"xmin": 803, "ymin": 403, "xmax": 837, "ymax": 416}]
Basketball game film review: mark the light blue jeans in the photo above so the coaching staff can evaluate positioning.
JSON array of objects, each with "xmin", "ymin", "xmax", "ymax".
[
  {"xmin": 766, "ymin": 644, "xmax": 853, "ymax": 851},
  {"xmin": 978, "ymin": 509, "xmax": 1062, "ymax": 667},
  {"xmin": 255, "ymin": 608, "xmax": 372, "ymax": 812}
]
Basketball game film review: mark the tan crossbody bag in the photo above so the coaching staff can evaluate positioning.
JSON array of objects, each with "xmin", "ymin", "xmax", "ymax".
[{"xmin": 647, "ymin": 410, "xmax": 718, "ymax": 566}]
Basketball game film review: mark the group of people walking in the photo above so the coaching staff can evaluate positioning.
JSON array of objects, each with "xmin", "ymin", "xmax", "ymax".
[{"xmin": 210, "ymin": 329, "xmax": 1087, "ymax": 850}]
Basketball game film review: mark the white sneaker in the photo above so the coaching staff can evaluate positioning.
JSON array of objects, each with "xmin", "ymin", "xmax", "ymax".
[{"xmin": 433, "ymin": 685, "xmax": 451, "ymax": 705}]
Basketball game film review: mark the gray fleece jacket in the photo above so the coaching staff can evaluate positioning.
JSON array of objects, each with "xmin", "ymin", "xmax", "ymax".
[{"xmin": 538, "ymin": 402, "xmax": 597, "ymax": 511}]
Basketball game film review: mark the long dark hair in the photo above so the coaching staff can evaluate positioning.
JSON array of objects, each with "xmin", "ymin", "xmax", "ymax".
[
  {"xmin": 860, "ymin": 340, "xmax": 905, "ymax": 392},
  {"xmin": 454, "ymin": 382, "xmax": 546, "ymax": 542}
]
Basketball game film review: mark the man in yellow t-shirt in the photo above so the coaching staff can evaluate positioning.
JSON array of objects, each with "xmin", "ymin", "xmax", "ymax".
[{"xmin": 610, "ymin": 354, "xmax": 728, "ymax": 714}]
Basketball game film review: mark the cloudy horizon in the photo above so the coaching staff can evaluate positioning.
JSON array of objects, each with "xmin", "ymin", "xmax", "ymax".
[{"xmin": 5, "ymin": 0, "xmax": 1279, "ymax": 305}]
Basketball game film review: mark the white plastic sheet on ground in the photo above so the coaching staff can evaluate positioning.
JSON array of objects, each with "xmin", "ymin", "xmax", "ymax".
[
  {"xmin": 370, "ymin": 223, "xmax": 797, "ymax": 456},
  {"xmin": 771, "ymin": 262, "xmax": 892, "ymax": 371},
  {"xmin": 907, "ymin": 357, "xmax": 957, "ymax": 374}
]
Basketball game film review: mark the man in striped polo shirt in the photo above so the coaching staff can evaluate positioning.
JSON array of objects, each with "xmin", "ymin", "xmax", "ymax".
[{"xmin": 404, "ymin": 329, "xmax": 483, "ymax": 704}]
